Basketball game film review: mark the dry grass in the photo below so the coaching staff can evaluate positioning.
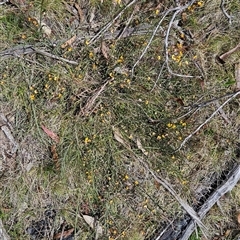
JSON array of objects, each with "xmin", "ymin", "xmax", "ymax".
[{"xmin": 0, "ymin": 0, "xmax": 240, "ymax": 239}]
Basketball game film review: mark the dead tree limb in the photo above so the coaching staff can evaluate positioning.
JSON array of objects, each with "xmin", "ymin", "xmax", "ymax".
[
  {"xmin": 177, "ymin": 91, "xmax": 240, "ymax": 151},
  {"xmin": 0, "ymin": 219, "xmax": 11, "ymax": 240},
  {"xmin": 179, "ymin": 164, "xmax": 240, "ymax": 240},
  {"xmin": 0, "ymin": 45, "xmax": 78, "ymax": 65}
]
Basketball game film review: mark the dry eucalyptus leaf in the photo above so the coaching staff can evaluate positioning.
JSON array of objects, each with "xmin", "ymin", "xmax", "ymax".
[
  {"xmin": 74, "ymin": 3, "xmax": 85, "ymax": 23},
  {"xmin": 101, "ymin": 41, "xmax": 109, "ymax": 59},
  {"xmin": 61, "ymin": 35, "xmax": 77, "ymax": 49},
  {"xmin": 82, "ymin": 215, "xmax": 103, "ymax": 239},
  {"xmin": 112, "ymin": 126, "xmax": 130, "ymax": 149},
  {"xmin": 136, "ymin": 138, "xmax": 148, "ymax": 156},
  {"xmin": 34, "ymin": 16, "xmax": 52, "ymax": 37},
  {"xmin": 235, "ymin": 62, "xmax": 240, "ymax": 90},
  {"xmin": 237, "ymin": 211, "xmax": 240, "ymax": 224}
]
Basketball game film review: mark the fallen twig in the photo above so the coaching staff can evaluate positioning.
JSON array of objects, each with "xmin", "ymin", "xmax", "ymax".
[
  {"xmin": 219, "ymin": 42, "xmax": 240, "ymax": 62},
  {"xmin": 137, "ymin": 156, "xmax": 208, "ymax": 237},
  {"xmin": 80, "ymin": 80, "xmax": 110, "ymax": 116},
  {"xmin": 179, "ymin": 164, "xmax": 240, "ymax": 240},
  {"xmin": 0, "ymin": 219, "xmax": 11, "ymax": 240},
  {"xmin": 164, "ymin": 0, "xmax": 200, "ymax": 78},
  {"xmin": 0, "ymin": 45, "xmax": 78, "ymax": 65},
  {"xmin": 177, "ymin": 91, "xmax": 240, "ymax": 150},
  {"xmin": 112, "ymin": 127, "xmax": 208, "ymax": 237},
  {"xmin": 220, "ymin": 0, "xmax": 232, "ymax": 24},
  {"xmin": 0, "ymin": 113, "xmax": 18, "ymax": 154},
  {"xmin": 89, "ymin": 0, "xmax": 138, "ymax": 45}
]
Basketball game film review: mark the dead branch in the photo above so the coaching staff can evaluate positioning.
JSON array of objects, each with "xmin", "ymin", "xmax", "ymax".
[
  {"xmin": 0, "ymin": 45, "xmax": 78, "ymax": 65},
  {"xmin": 80, "ymin": 80, "xmax": 110, "ymax": 116},
  {"xmin": 220, "ymin": 0, "xmax": 232, "ymax": 24},
  {"xmin": 164, "ymin": 0, "xmax": 200, "ymax": 78},
  {"xmin": 137, "ymin": 156, "xmax": 208, "ymax": 237},
  {"xmin": 235, "ymin": 62, "xmax": 240, "ymax": 90},
  {"xmin": 177, "ymin": 91, "xmax": 240, "ymax": 151},
  {"xmin": 0, "ymin": 113, "xmax": 18, "ymax": 154},
  {"xmin": 0, "ymin": 219, "xmax": 11, "ymax": 240},
  {"xmin": 179, "ymin": 164, "xmax": 240, "ymax": 240},
  {"xmin": 112, "ymin": 127, "xmax": 208, "ymax": 236},
  {"xmin": 219, "ymin": 42, "xmax": 240, "ymax": 62},
  {"xmin": 89, "ymin": 0, "xmax": 138, "ymax": 45}
]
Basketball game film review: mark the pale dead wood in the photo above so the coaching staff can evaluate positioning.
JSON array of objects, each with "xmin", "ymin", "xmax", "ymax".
[
  {"xmin": 219, "ymin": 42, "xmax": 240, "ymax": 62},
  {"xmin": 112, "ymin": 128, "xmax": 208, "ymax": 236},
  {"xmin": 215, "ymin": 100, "xmax": 231, "ymax": 124},
  {"xmin": 0, "ymin": 45, "xmax": 78, "ymax": 65},
  {"xmin": 235, "ymin": 62, "xmax": 240, "ymax": 90},
  {"xmin": 137, "ymin": 156, "xmax": 208, "ymax": 238},
  {"xmin": 178, "ymin": 91, "xmax": 240, "ymax": 151},
  {"xmin": 89, "ymin": 0, "xmax": 138, "ymax": 45},
  {"xmin": 80, "ymin": 80, "xmax": 110, "ymax": 117},
  {"xmin": 0, "ymin": 113, "xmax": 18, "ymax": 154},
  {"xmin": 220, "ymin": 0, "xmax": 233, "ymax": 24},
  {"xmin": 0, "ymin": 219, "xmax": 11, "ymax": 240},
  {"xmin": 179, "ymin": 164, "xmax": 240, "ymax": 240}
]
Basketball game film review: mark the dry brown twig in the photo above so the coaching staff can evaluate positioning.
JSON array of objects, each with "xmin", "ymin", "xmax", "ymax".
[
  {"xmin": 177, "ymin": 90, "xmax": 240, "ymax": 151},
  {"xmin": 80, "ymin": 80, "xmax": 110, "ymax": 117},
  {"xmin": 89, "ymin": 0, "xmax": 138, "ymax": 45},
  {"xmin": 220, "ymin": 0, "xmax": 233, "ymax": 24},
  {"xmin": 0, "ymin": 45, "xmax": 78, "ymax": 65},
  {"xmin": 0, "ymin": 219, "xmax": 11, "ymax": 240},
  {"xmin": 219, "ymin": 42, "xmax": 240, "ymax": 62},
  {"xmin": 179, "ymin": 164, "xmax": 240, "ymax": 240},
  {"xmin": 112, "ymin": 127, "xmax": 209, "ymax": 237},
  {"xmin": 132, "ymin": 0, "xmax": 201, "ymax": 78}
]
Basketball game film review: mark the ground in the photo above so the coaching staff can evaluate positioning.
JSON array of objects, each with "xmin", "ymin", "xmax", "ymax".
[{"xmin": 0, "ymin": 0, "xmax": 240, "ymax": 239}]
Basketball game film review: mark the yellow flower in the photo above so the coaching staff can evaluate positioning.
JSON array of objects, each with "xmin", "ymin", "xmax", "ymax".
[
  {"xmin": 117, "ymin": 56, "xmax": 124, "ymax": 63},
  {"xmin": 89, "ymin": 51, "xmax": 94, "ymax": 59},
  {"xmin": 84, "ymin": 137, "xmax": 91, "ymax": 144},
  {"xmin": 30, "ymin": 94, "xmax": 35, "ymax": 101},
  {"xmin": 197, "ymin": 1, "xmax": 204, "ymax": 7},
  {"xmin": 157, "ymin": 55, "xmax": 161, "ymax": 60},
  {"xmin": 155, "ymin": 9, "xmax": 160, "ymax": 15},
  {"xmin": 167, "ymin": 123, "xmax": 172, "ymax": 128}
]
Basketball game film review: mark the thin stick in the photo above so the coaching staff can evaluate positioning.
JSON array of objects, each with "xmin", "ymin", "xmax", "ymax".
[
  {"xmin": 219, "ymin": 42, "xmax": 240, "ymax": 61},
  {"xmin": 131, "ymin": 9, "xmax": 168, "ymax": 76},
  {"xmin": 0, "ymin": 45, "xmax": 78, "ymax": 65},
  {"xmin": 177, "ymin": 91, "xmax": 240, "ymax": 150},
  {"xmin": 89, "ymin": 0, "xmax": 138, "ymax": 45},
  {"xmin": 113, "ymin": 127, "xmax": 208, "ymax": 237},
  {"xmin": 32, "ymin": 47, "xmax": 78, "ymax": 65},
  {"xmin": 137, "ymin": 157, "xmax": 208, "ymax": 237},
  {"xmin": 164, "ymin": 0, "xmax": 200, "ymax": 78},
  {"xmin": 220, "ymin": 0, "xmax": 232, "ymax": 24},
  {"xmin": 179, "ymin": 164, "xmax": 240, "ymax": 240},
  {"xmin": 0, "ymin": 219, "xmax": 11, "ymax": 240}
]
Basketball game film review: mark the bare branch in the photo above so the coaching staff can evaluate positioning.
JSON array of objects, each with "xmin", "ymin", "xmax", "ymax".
[
  {"xmin": 164, "ymin": 0, "xmax": 201, "ymax": 78},
  {"xmin": 0, "ymin": 219, "xmax": 11, "ymax": 240},
  {"xmin": 220, "ymin": 0, "xmax": 232, "ymax": 24},
  {"xmin": 0, "ymin": 45, "xmax": 78, "ymax": 65},
  {"xmin": 219, "ymin": 42, "xmax": 240, "ymax": 62},
  {"xmin": 137, "ymin": 156, "xmax": 209, "ymax": 237},
  {"xmin": 89, "ymin": 0, "xmax": 138, "ymax": 45},
  {"xmin": 177, "ymin": 91, "xmax": 240, "ymax": 151},
  {"xmin": 180, "ymin": 164, "xmax": 240, "ymax": 240}
]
